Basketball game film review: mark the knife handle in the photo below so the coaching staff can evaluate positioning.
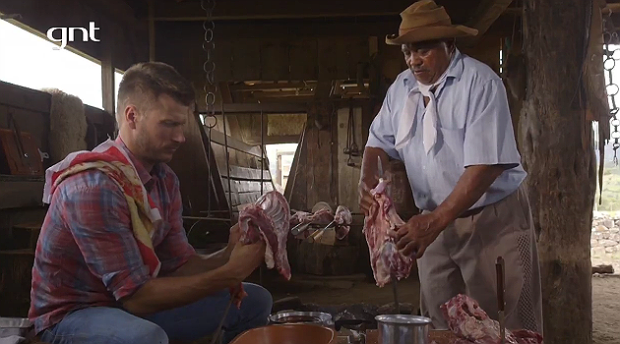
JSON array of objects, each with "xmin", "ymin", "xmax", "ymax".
[{"xmin": 496, "ymin": 256, "xmax": 505, "ymax": 312}]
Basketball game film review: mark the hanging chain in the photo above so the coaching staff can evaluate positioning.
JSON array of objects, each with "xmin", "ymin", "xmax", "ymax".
[
  {"xmin": 201, "ymin": 0, "xmax": 217, "ymax": 218},
  {"xmin": 201, "ymin": 0, "xmax": 217, "ymax": 129},
  {"xmin": 603, "ymin": 22, "xmax": 620, "ymax": 166}
]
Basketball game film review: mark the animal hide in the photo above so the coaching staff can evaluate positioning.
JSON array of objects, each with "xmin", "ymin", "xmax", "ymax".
[{"xmin": 42, "ymin": 88, "xmax": 88, "ymax": 164}]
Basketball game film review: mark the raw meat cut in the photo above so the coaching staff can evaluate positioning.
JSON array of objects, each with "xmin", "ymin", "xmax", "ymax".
[
  {"xmin": 290, "ymin": 210, "xmax": 312, "ymax": 225},
  {"xmin": 363, "ymin": 178, "xmax": 414, "ymax": 287},
  {"xmin": 308, "ymin": 208, "xmax": 334, "ymax": 224},
  {"xmin": 440, "ymin": 294, "xmax": 543, "ymax": 344},
  {"xmin": 238, "ymin": 191, "xmax": 292, "ymax": 280},
  {"xmin": 334, "ymin": 205, "xmax": 352, "ymax": 240}
]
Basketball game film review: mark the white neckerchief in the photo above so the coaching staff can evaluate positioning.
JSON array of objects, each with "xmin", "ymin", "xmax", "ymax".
[{"xmin": 394, "ymin": 52, "xmax": 455, "ymax": 155}]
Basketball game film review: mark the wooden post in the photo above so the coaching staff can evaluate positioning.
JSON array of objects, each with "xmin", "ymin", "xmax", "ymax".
[
  {"xmin": 101, "ymin": 21, "xmax": 116, "ymax": 117},
  {"xmin": 521, "ymin": 0, "xmax": 595, "ymax": 343},
  {"xmin": 149, "ymin": 0, "xmax": 156, "ymax": 61}
]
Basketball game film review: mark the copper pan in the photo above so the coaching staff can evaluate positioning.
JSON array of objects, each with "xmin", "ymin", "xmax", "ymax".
[{"xmin": 229, "ymin": 323, "xmax": 337, "ymax": 344}]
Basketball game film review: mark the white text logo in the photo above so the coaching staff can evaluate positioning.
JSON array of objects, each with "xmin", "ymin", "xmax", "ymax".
[{"xmin": 46, "ymin": 22, "xmax": 100, "ymax": 50}]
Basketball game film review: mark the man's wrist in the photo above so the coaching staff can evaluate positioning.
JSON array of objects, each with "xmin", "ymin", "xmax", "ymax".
[{"xmin": 430, "ymin": 206, "xmax": 456, "ymax": 229}]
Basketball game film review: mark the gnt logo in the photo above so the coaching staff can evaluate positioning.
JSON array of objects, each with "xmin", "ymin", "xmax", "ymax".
[{"xmin": 46, "ymin": 22, "xmax": 101, "ymax": 50}]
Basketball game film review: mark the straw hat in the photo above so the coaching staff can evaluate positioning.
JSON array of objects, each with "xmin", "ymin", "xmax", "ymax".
[{"xmin": 386, "ymin": 0, "xmax": 478, "ymax": 45}]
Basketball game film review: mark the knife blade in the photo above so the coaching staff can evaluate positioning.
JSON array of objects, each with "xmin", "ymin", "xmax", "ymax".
[
  {"xmin": 377, "ymin": 156, "xmax": 385, "ymax": 181},
  {"xmin": 496, "ymin": 256, "xmax": 506, "ymax": 344},
  {"xmin": 391, "ymin": 274, "xmax": 400, "ymax": 314}
]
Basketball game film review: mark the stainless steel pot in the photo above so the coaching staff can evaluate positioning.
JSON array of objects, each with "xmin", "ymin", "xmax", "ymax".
[
  {"xmin": 375, "ymin": 314, "xmax": 431, "ymax": 344},
  {"xmin": 0, "ymin": 317, "xmax": 33, "ymax": 338},
  {"xmin": 268, "ymin": 311, "xmax": 335, "ymax": 328}
]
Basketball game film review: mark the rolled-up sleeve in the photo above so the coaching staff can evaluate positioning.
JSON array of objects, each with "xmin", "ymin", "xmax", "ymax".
[
  {"xmin": 462, "ymin": 79, "xmax": 522, "ymax": 168},
  {"xmin": 61, "ymin": 176, "xmax": 150, "ymax": 301},
  {"xmin": 365, "ymin": 84, "xmax": 401, "ymax": 160},
  {"xmin": 156, "ymin": 176, "xmax": 196, "ymax": 275}
]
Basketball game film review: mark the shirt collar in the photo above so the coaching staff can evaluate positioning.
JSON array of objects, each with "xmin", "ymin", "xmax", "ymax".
[
  {"xmin": 114, "ymin": 136, "xmax": 163, "ymax": 186},
  {"xmin": 402, "ymin": 48, "xmax": 465, "ymax": 92}
]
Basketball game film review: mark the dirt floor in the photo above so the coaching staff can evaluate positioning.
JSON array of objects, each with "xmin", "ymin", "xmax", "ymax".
[
  {"xmin": 592, "ymin": 275, "xmax": 620, "ymax": 344},
  {"xmin": 255, "ymin": 271, "xmax": 620, "ymax": 344}
]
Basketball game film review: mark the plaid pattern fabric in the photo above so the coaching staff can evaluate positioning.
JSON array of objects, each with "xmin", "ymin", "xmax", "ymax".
[{"xmin": 29, "ymin": 138, "xmax": 195, "ymax": 333}]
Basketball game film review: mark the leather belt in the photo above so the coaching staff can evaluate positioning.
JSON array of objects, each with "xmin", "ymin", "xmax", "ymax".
[{"xmin": 458, "ymin": 206, "xmax": 485, "ymax": 218}]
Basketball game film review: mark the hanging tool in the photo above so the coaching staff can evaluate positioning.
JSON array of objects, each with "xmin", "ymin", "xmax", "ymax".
[
  {"xmin": 496, "ymin": 256, "xmax": 506, "ymax": 344},
  {"xmin": 344, "ymin": 100, "xmax": 360, "ymax": 166}
]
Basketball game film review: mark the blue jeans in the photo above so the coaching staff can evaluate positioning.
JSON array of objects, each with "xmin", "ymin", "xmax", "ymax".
[{"xmin": 40, "ymin": 283, "xmax": 272, "ymax": 344}]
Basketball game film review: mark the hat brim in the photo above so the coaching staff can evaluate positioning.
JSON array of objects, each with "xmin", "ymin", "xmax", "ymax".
[{"xmin": 385, "ymin": 25, "xmax": 478, "ymax": 45}]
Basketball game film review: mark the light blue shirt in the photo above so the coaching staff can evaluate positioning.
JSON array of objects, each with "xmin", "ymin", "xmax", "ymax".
[{"xmin": 366, "ymin": 49, "xmax": 526, "ymax": 212}]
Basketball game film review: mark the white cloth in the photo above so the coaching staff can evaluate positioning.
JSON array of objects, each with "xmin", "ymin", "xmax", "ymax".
[{"xmin": 394, "ymin": 58, "xmax": 453, "ymax": 155}]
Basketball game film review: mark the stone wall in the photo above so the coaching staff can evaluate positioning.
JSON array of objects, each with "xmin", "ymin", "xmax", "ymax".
[{"xmin": 592, "ymin": 212, "xmax": 620, "ymax": 272}]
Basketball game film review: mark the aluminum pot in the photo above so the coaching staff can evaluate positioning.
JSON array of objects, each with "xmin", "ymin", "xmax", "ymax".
[
  {"xmin": 375, "ymin": 314, "xmax": 431, "ymax": 344},
  {"xmin": 268, "ymin": 311, "xmax": 335, "ymax": 328},
  {"xmin": 0, "ymin": 317, "xmax": 33, "ymax": 338}
]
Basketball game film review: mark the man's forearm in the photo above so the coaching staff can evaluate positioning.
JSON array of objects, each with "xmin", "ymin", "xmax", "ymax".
[
  {"xmin": 433, "ymin": 164, "xmax": 506, "ymax": 225},
  {"xmin": 168, "ymin": 248, "xmax": 231, "ymax": 277},
  {"xmin": 122, "ymin": 264, "xmax": 238, "ymax": 316}
]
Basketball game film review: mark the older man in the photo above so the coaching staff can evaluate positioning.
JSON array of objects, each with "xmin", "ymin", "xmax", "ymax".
[
  {"xmin": 29, "ymin": 62, "xmax": 271, "ymax": 344},
  {"xmin": 359, "ymin": 0, "xmax": 543, "ymax": 333}
]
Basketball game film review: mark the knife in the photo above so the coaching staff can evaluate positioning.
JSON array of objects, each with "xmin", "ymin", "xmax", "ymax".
[
  {"xmin": 496, "ymin": 256, "xmax": 506, "ymax": 344},
  {"xmin": 377, "ymin": 156, "xmax": 385, "ymax": 182}
]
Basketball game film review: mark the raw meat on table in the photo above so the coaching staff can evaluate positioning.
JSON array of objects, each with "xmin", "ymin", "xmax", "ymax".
[
  {"xmin": 334, "ymin": 205, "xmax": 352, "ymax": 240},
  {"xmin": 441, "ymin": 294, "xmax": 543, "ymax": 344},
  {"xmin": 363, "ymin": 178, "xmax": 414, "ymax": 287}
]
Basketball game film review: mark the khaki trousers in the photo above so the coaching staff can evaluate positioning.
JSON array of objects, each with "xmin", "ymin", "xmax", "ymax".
[{"xmin": 417, "ymin": 184, "xmax": 543, "ymax": 333}]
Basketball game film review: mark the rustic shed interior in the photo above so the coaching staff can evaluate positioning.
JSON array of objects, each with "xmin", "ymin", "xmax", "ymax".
[{"xmin": 1, "ymin": 0, "xmax": 620, "ymax": 343}]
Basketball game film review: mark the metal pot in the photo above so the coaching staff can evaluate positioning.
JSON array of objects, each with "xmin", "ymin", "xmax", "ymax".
[
  {"xmin": 375, "ymin": 314, "xmax": 431, "ymax": 344},
  {"xmin": 0, "ymin": 317, "xmax": 33, "ymax": 338},
  {"xmin": 268, "ymin": 311, "xmax": 335, "ymax": 328}
]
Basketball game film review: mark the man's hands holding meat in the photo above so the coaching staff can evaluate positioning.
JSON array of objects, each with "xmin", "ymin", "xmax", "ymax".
[{"xmin": 391, "ymin": 212, "xmax": 448, "ymax": 259}]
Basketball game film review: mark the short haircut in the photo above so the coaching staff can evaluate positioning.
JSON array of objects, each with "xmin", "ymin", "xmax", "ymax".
[{"xmin": 116, "ymin": 62, "xmax": 195, "ymax": 123}]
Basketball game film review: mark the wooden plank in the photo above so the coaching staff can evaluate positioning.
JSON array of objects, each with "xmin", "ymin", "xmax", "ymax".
[
  {"xmin": 284, "ymin": 122, "xmax": 306, "ymax": 202},
  {"xmin": 0, "ymin": 81, "xmax": 50, "ymax": 113},
  {"xmin": 337, "ymin": 107, "xmax": 363, "ymax": 211},
  {"xmin": 211, "ymin": 103, "xmax": 307, "ymax": 114},
  {"xmin": 459, "ymin": 0, "xmax": 514, "ymax": 47},
  {"xmin": 306, "ymin": 112, "xmax": 334, "ymax": 208},
  {"xmin": 0, "ymin": 179, "xmax": 44, "ymax": 210},
  {"xmin": 209, "ymin": 129, "xmax": 262, "ymax": 157},
  {"xmin": 167, "ymin": 112, "xmax": 229, "ymax": 215},
  {"xmin": 101, "ymin": 34, "xmax": 116, "ymax": 115},
  {"xmin": 153, "ymin": 0, "xmax": 414, "ymax": 21},
  {"xmin": 231, "ymin": 40, "xmax": 261, "ymax": 81},
  {"xmin": 260, "ymin": 40, "xmax": 289, "ymax": 81}
]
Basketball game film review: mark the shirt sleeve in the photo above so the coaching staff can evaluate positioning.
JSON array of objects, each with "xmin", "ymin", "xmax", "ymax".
[
  {"xmin": 60, "ymin": 174, "xmax": 150, "ymax": 301},
  {"xmin": 156, "ymin": 175, "xmax": 196, "ymax": 275},
  {"xmin": 365, "ymin": 83, "xmax": 401, "ymax": 160},
  {"xmin": 463, "ymin": 78, "xmax": 522, "ymax": 168}
]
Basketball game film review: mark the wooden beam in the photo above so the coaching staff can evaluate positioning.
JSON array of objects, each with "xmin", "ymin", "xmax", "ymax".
[
  {"xmin": 148, "ymin": 0, "xmax": 155, "ymax": 61},
  {"xmin": 153, "ymin": 0, "xmax": 413, "ymax": 21},
  {"xmin": 101, "ymin": 28, "xmax": 115, "ymax": 115},
  {"xmin": 460, "ymin": 0, "xmax": 514, "ymax": 47},
  {"xmin": 209, "ymin": 103, "xmax": 308, "ymax": 114},
  {"xmin": 521, "ymin": 0, "xmax": 594, "ymax": 343}
]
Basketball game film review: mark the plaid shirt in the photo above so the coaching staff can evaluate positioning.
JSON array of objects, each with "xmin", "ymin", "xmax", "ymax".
[{"xmin": 28, "ymin": 138, "xmax": 196, "ymax": 333}]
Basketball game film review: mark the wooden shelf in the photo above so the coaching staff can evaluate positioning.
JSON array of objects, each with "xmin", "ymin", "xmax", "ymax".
[{"xmin": 0, "ymin": 175, "xmax": 44, "ymax": 210}]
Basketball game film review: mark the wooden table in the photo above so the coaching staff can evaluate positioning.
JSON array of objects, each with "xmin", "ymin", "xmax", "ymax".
[{"xmin": 337, "ymin": 329, "xmax": 458, "ymax": 344}]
